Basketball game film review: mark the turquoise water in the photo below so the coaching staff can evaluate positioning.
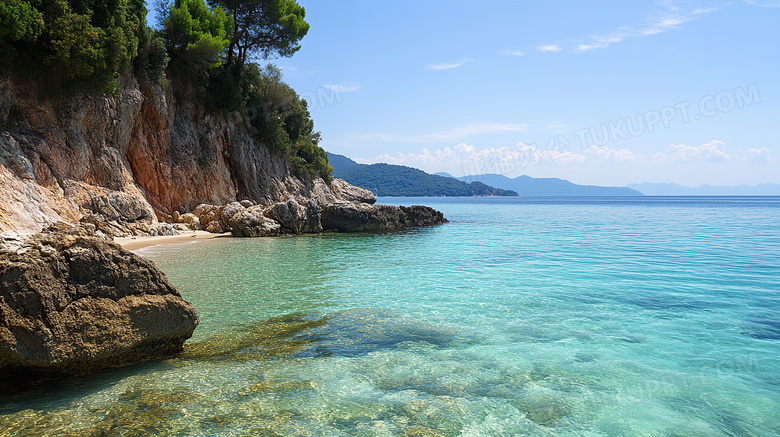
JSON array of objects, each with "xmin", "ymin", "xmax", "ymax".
[{"xmin": 2, "ymin": 197, "xmax": 780, "ymax": 436}]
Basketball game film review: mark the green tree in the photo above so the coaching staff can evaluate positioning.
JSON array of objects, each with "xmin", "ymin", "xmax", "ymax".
[
  {"xmin": 243, "ymin": 64, "xmax": 331, "ymax": 182},
  {"xmin": 210, "ymin": 0, "xmax": 309, "ymax": 69},
  {"xmin": 162, "ymin": 0, "xmax": 232, "ymax": 74},
  {"xmin": 1, "ymin": 0, "xmax": 146, "ymax": 92},
  {"xmin": 0, "ymin": 0, "xmax": 44, "ymax": 41}
]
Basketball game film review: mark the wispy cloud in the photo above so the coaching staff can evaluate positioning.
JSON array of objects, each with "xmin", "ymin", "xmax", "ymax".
[
  {"xmin": 533, "ymin": 2, "xmax": 724, "ymax": 54},
  {"xmin": 426, "ymin": 59, "xmax": 473, "ymax": 70},
  {"xmin": 583, "ymin": 141, "xmax": 771, "ymax": 164},
  {"xmin": 545, "ymin": 124, "xmax": 567, "ymax": 135},
  {"xmin": 745, "ymin": 0, "xmax": 780, "ymax": 7},
  {"xmin": 324, "ymin": 82, "xmax": 360, "ymax": 93},
  {"xmin": 352, "ymin": 123, "xmax": 531, "ymax": 144},
  {"xmin": 278, "ymin": 65, "xmax": 318, "ymax": 78},
  {"xmin": 537, "ymin": 45, "xmax": 562, "ymax": 52},
  {"xmin": 501, "ymin": 50, "xmax": 525, "ymax": 56}
]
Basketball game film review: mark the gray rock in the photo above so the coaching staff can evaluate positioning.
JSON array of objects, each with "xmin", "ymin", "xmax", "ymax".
[
  {"xmin": 172, "ymin": 212, "xmax": 200, "ymax": 230},
  {"xmin": 204, "ymin": 221, "xmax": 224, "ymax": 234},
  {"xmin": 149, "ymin": 223, "xmax": 179, "ymax": 236},
  {"xmin": 321, "ymin": 202, "xmax": 446, "ymax": 233},
  {"xmin": 217, "ymin": 202, "xmax": 245, "ymax": 232},
  {"xmin": 89, "ymin": 192, "xmax": 154, "ymax": 224},
  {"xmin": 0, "ymin": 223, "xmax": 198, "ymax": 389},
  {"xmin": 229, "ymin": 207, "xmax": 282, "ymax": 237},
  {"xmin": 303, "ymin": 199, "xmax": 322, "ymax": 233},
  {"xmin": 266, "ymin": 199, "xmax": 303, "ymax": 233},
  {"xmin": 330, "ymin": 178, "xmax": 376, "ymax": 204}
]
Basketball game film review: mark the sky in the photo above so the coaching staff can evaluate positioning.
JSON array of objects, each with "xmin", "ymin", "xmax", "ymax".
[{"xmin": 154, "ymin": 1, "xmax": 780, "ymax": 187}]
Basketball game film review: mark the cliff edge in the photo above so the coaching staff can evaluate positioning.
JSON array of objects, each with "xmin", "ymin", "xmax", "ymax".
[{"xmin": 0, "ymin": 74, "xmax": 406, "ymax": 236}]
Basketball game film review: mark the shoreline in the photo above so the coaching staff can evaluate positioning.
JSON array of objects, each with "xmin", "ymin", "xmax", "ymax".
[{"xmin": 114, "ymin": 231, "xmax": 231, "ymax": 251}]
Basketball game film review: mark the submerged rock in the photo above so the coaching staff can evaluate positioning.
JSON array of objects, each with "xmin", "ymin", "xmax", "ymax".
[{"xmin": 0, "ymin": 223, "xmax": 198, "ymax": 389}]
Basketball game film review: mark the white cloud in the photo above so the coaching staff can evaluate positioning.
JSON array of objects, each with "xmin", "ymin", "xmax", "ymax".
[
  {"xmin": 324, "ymin": 82, "xmax": 360, "ymax": 93},
  {"xmin": 426, "ymin": 59, "xmax": 473, "ymax": 70},
  {"xmin": 584, "ymin": 145, "xmax": 641, "ymax": 163},
  {"xmin": 582, "ymin": 141, "xmax": 772, "ymax": 165},
  {"xmin": 562, "ymin": 2, "xmax": 722, "ymax": 53},
  {"xmin": 278, "ymin": 65, "xmax": 318, "ymax": 78},
  {"xmin": 656, "ymin": 141, "xmax": 731, "ymax": 162},
  {"xmin": 538, "ymin": 45, "xmax": 562, "ymax": 52},
  {"xmin": 501, "ymin": 50, "xmax": 525, "ymax": 56},
  {"xmin": 350, "ymin": 123, "xmax": 530, "ymax": 144},
  {"xmin": 349, "ymin": 140, "xmax": 771, "ymax": 180},
  {"xmin": 745, "ymin": 0, "xmax": 780, "ymax": 7},
  {"xmin": 359, "ymin": 142, "xmax": 582, "ymax": 177},
  {"xmin": 419, "ymin": 123, "xmax": 530, "ymax": 141},
  {"xmin": 738, "ymin": 147, "xmax": 771, "ymax": 163},
  {"xmin": 545, "ymin": 124, "xmax": 567, "ymax": 134}
]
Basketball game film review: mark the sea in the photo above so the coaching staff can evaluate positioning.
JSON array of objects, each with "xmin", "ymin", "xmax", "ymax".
[{"xmin": 1, "ymin": 196, "xmax": 779, "ymax": 436}]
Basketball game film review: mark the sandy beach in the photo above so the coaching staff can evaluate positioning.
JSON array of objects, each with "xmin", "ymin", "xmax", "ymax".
[{"xmin": 114, "ymin": 231, "xmax": 231, "ymax": 251}]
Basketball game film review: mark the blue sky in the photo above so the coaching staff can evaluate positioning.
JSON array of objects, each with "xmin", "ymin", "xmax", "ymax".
[{"xmin": 154, "ymin": 1, "xmax": 780, "ymax": 186}]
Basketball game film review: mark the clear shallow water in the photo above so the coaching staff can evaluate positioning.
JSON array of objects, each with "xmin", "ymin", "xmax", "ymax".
[{"xmin": 2, "ymin": 196, "xmax": 780, "ymax": 436}]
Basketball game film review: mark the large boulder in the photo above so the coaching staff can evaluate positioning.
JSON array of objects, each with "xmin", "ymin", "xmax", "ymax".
[
  {"xmin": 330, "ymin": 178, "xmax": 376, "ymax": 204},
  {"xmin": 229, "ymin": 207, "xmax": 282, "ymax": 237},
  {"xmin": 321, "ymin": 203, "xmax": 446, "ymax": 233},
  {"xmin": 0, "ymin": 223, "xmax": 198, "ymax": 389},
  {"xmin": 265, "ymin": 199, "xmax": 322, "ymax": 234}
]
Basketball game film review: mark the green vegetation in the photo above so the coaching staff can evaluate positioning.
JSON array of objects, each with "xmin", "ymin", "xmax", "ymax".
[
  {"xmin": 214, "ymin": 0, "xmax": 309, "ymax": 68},
  {"xmin": 0, "ymin": 0, "xmax": 148, "ymax": 93},
  {"xmin": 329, "ymin": 153, "xmax": 518, "ymax": 197},
  {"xmin": 0, "ymin": 0, "xmax": 330, "ymax": 182}
]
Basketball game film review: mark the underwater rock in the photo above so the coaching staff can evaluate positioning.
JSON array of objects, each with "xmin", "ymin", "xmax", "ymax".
[
  {"xmin": 0, "ymin": 222, "xmax": 198, "ymax": 389},
  {"xmin": 181, "ymin": 309, "xmax": 456, "ymax": 362}
]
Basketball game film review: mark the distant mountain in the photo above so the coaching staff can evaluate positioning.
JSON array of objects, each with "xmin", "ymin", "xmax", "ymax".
[
  {"xmin": 629, "ymin": 183, "xmax": 780, "ymax": 196},
  {"xmin": 457, "ymin": 174, "xmax": 643, "ymax": 196},
  {"xmin": 434, "ymin": 172, "xmax": 454, "ymax": 178},
  {"xmin": 327, "ymin": 153, "xmax": 518, "ymax": 197},
  {"xmin": 327, "ymin": 152, "xmax": 361, "ymax": 171}
]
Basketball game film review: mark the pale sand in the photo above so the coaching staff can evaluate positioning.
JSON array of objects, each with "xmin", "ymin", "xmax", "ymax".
[{"xmin": 114, "ymin": 231, "xmax": 231, "ymax": 251}]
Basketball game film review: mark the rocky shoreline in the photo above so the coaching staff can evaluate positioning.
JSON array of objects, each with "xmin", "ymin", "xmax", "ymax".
[
  {"xmin": 0, "ymin": 198, "xmax": 446, "ymax": 390},
  {"xmin": 0, "ymin": 74, "xmax": 448, "ymax": 390}
]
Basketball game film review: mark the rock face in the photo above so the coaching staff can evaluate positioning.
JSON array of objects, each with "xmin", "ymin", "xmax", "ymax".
[
  {"xmin": 0, "ymin": 76, "xmax": 373, "ymax": 235},
  {"xmin": 0, "ymin": 223, "xmax": 198, "ymax": 387}
]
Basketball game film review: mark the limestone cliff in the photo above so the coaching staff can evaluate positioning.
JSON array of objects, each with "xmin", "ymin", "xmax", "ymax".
[{"xmin": 0, "ymin": 74, "xmax": 358, "ymax": 235}]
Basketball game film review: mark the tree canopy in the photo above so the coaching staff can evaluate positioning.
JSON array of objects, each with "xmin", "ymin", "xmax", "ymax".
[
  {"xmin": 209, "ymin": 0, "xmax": 309, "ymax": 68},
  {"xmin": 162, "ymin": 0, "xmax": 232, "ymax": 73},
  {"xmin": 0, "ymin": 0, "xmax": 150, "ymax": 91}
]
